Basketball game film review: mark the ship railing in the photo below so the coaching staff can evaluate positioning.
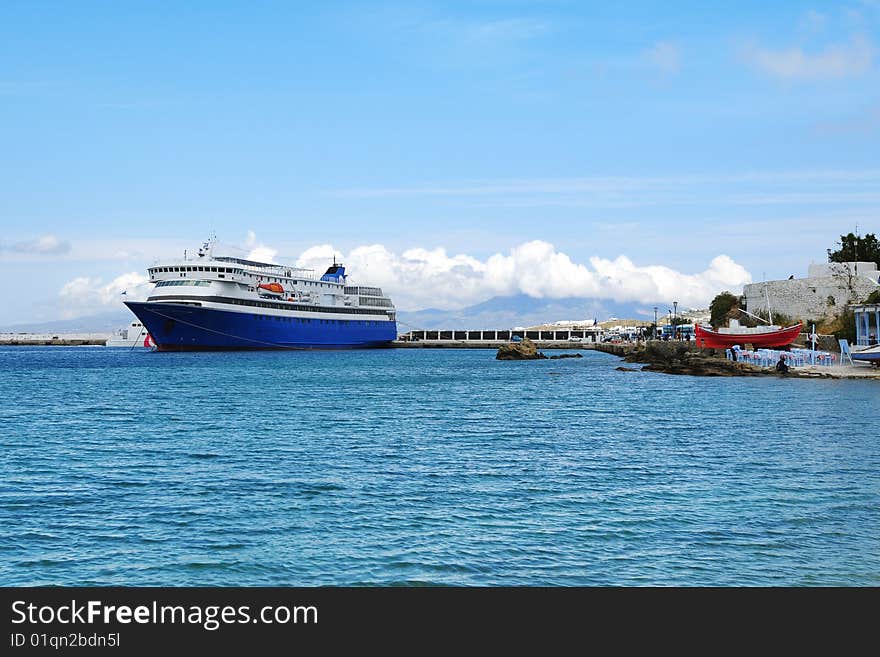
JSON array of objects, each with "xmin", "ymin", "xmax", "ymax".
[
  {"xmin": 150, "ymin": 258, "xmax": 318, "ymax": 281},
  {"xmin": 229, "ymin": 263, "xmax": 317, "ymax": 280}
]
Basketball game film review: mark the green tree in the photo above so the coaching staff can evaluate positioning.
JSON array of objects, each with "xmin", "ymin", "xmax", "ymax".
[
  {"xmin": 833, "ymin": 310, "xmax": 856, "ymax": 344},
  {"xmin": 709, "ymin": 291, "xmax": 739, "ymax": 329},
  {"xmin": 865, "ymin": 289, "xmax": 880, "ymax": 304},
  {"xmin": 827, "ymin": 232, "xmax": 880, "ymax": 267}
]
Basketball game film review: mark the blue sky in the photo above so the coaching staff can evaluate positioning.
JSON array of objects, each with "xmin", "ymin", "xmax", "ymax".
[{"xmin": 1, "ymin": 1, "xmax": 879, "ymax": 322}]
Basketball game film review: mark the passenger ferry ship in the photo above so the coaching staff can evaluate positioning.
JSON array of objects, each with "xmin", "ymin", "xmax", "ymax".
[{"xmin": 124, "ymin": 239, "xmax": 397, "ymax": 350}]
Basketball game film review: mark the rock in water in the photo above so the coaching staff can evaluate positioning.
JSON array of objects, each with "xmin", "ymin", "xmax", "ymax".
[{"xmin": 496, "ymin": 338, "xmax": 547, "ymax": 360}]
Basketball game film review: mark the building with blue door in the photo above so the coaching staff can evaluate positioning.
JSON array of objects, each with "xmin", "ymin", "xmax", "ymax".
[{"xmin": 852, "ymin": 304, "xmax": 880, "ymax": 346}]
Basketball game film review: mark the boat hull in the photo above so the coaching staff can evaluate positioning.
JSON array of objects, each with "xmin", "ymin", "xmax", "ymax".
[
  {"xmin": 852, "ymin": 345, "xmax": 880, "ymax": 362},
  {"xmin": 124, "ymin": 301, "xmax": 396, "ymax": 351},
  {"xmin": 695, "ymin": 323, "xmax": 802, "ymax": 349}
]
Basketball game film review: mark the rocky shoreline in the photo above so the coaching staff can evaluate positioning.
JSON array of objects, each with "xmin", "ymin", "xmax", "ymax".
[
  {"xmin": 597, "ymin": 341, "xmax": 877, "ymax": 379},
  {"xmin": 487, "ymin": 336, "xmax": 875, "ymax": 379}
]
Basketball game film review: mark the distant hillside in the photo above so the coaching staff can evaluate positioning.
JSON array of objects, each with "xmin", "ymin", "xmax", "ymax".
[
  {"xmin": 397, "ymin": 294, "xmax": 660, "ymax": 330},
  {"xmin": 0, "ymin": 310, "xmax": 134, "ymax": 334},
  {"xmin": 4, "ymin": 294, "xmax": 665, "ymax": 334}
]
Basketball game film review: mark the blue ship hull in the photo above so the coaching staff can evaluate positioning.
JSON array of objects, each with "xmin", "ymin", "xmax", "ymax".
[{"xmin": 125, "ymin": 301, "xmax": 396, "ymax": 350}]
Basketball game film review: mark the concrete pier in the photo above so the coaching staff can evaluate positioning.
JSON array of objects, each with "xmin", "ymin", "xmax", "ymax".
[
  {"xmin": 394, "ymin": 327, "xmax": 603, "ymax": 348},
  {"xmin": 0, "ymin": 333, "xmax": 110, "ymax": 346},
  {"xmin": 393, "ymin": 339, "xmax": 594, "ymax": 349}
]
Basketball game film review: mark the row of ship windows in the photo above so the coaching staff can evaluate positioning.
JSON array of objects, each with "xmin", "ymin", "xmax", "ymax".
[
  {"xmin": 222, "ymin": 297, "xmax": 390, "ymax": 316},
  {"xmin": 358, "ymin": 296, "xmax": 393, "ymax": 307},
  {"xmin": 253, "ymin": 315, "xmax": 385, "ymax": 326},
  {"xmin": 149, "ymin": 294, "xmax": 394, "ymax": 317},
  {"xmin": 152, "ymin": 266, "xmax": 240, "ymax": 274},
  {"xmin": 344, "ymin": 286, "xmax": 383, "ymax": 297},
  {"xmin": 156, "ymin": 280, "xmax": 212, "ymax": 287},
  {"xmin": 152, "ymin": 266, "xmax": 340, "ymax": 290}
]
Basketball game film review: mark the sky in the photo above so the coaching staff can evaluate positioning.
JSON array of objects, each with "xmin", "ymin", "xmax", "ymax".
[{"xmin": 1, "ymin": 1, "xmax": 879, "ymax": 322}]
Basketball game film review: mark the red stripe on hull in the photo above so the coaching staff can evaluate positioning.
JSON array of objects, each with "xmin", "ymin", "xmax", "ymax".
[{"xmin": 695, "ymin": 323, "xmax": 802, "ymax": 349}]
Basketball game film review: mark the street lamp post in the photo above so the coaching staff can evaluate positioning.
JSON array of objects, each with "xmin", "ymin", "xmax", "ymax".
[
  {"xmin": 653, "ymin": 307, "xmax": 658, "ymax": 339},
  {"xmin": 673, "ymin": 301, "xmax": 679, "ymax": 339}
]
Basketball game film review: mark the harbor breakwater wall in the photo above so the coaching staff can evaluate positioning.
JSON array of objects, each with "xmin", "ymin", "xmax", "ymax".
[
  {"xmin": 392, "ymin": 339, "xmax": 589, "ymax": 349},
  {"xmin": 0, "ymin": 333, "xmax": 109, "ymax": 346}
]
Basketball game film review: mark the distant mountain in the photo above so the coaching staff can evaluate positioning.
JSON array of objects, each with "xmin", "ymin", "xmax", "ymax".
[
  {"xmin": 4, "ymin": 294, "xmax": 662, "ymax": 334},
  {"xmin": 0, "ymin": 310, "xmax": 133, "ymax": 334},
  {"xmin": 397, "ymin": 294, "xmax": 660, "ymax": 330}
]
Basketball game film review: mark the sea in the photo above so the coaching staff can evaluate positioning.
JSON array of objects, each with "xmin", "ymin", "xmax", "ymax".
[{"xmin": 1, "ymin": 346, "xmax": 877, "ymax": 586}]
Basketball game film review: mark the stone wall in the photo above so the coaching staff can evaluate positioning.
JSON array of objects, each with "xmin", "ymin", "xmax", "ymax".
[
  {"xmin": 743, "ymin": 275, "xmax": 879, "ymax": 322},
  {"xmin": 807, "ymin": 261, "xmax": 879, "ymax": 281}
]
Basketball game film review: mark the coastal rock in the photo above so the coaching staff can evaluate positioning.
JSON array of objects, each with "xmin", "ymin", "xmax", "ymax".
[
  {"xmin": 496, "ymin": 338, "xmax": 547, "ymax": 360},
  {"xmin": 618, "ymin": 342, "xmax": 764, "ymax": 376},
  {"xmin": 549, "ymin": 353, "xmax": 583, "ymax": 360},
  {"xmin": 616, "ymin": 366, "xmax": 640, "ymax": 372}
]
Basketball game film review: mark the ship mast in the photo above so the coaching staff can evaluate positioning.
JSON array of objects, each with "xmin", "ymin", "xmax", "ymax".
[{"xmin": 762, "ymin": 274, "xmax": 774, "ymax": 326}]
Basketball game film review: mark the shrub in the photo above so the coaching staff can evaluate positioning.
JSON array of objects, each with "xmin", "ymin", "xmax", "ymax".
[{"xmin": 709, "ymin": 292, "xmax": 739, "ymax": 329}]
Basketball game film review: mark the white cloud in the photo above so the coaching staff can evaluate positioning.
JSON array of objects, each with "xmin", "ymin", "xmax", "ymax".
[
  {"xmin": 57, "ymin": 241, "xmax": 752, "ymax": 318},
  {"xmin": 296, "ymin": 240, "xmax": 752, "ymax": 310},
  {"xmin": 1, "ymin": 233, "xmax": 71, "ymax": 255},
  {"xmin": 244, "ymin": 230, "xmax": 278, "ymax": 263},
  {"xmin": 247, "ymin": 246, "xmax": 278, "ymax": 263},
  {"xmin": 58, "ymin": 272, "xmax": 151, "ymax": 319},
  {"xmin": 742, "ymin": 34, "xmax": 875, "ymax": 79},
  {"xmin": 644, "ymin": 40, "xmax": 682, "ymax": 76}
]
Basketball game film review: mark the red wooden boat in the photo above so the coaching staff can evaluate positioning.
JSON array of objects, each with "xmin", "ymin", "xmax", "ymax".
[{"xmin": 695, "ymin": 322, "xmax": 802, "ymax": 349}]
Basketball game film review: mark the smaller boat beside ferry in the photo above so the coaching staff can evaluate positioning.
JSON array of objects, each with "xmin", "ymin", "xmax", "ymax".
[{"xmin": 105, "ymin": 321, "xmax": 154, "ymax": 348}]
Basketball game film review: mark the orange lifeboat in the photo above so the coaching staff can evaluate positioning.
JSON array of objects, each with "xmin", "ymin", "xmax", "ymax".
[{"xmin": 258, "ymin": 282, "xmax": 284, "ymax": 295}]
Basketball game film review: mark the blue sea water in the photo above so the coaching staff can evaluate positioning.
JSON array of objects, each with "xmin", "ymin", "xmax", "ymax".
[{"xmin": 1, "ymin": 346, "xmax": 877, "ymax": 586}]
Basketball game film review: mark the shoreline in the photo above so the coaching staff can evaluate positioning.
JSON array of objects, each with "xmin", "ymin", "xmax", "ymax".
[
  {"xmin": 4, "ymin": 336, "xmax": 878, "ymax": 379},
  {"xmin": 595, "ymin": 341, "xmax": 880, "ymax": 380}
]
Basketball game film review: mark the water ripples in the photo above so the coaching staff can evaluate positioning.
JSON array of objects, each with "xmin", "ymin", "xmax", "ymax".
[{"xmin": 1, "ymin": 346, "xmax": 878, "ymax": 586}]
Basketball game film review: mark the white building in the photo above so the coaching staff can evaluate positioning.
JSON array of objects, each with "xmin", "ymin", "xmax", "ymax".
[{"xmin": 743, "ymin": 262, "xmax": 880, "ymax": 322}]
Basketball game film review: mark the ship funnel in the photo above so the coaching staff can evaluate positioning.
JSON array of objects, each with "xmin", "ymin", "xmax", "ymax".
[{"xmin": 320, "ymin": 263, "xmax": 346, "ymax": 283}]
